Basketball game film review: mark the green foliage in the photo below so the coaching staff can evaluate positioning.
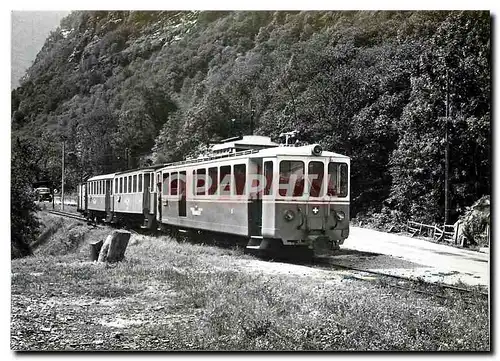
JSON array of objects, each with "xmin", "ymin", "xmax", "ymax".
[
  {"xmin": 11, "ymin": 139, "xmax": 40, "ymax": 258},
  {"xmin": 388, "ymin": 11, "xmax": 490, "ymax": 224},
  {"xmin": 11, "ymin": 10, "xmax": 490, "ymax": 224},
  {"xmin": 459, "ymin": 195, "xmax": 490, "ymax": 246}
]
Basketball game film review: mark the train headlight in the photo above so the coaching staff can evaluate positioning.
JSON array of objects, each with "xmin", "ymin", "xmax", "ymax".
[
  {"xmin": 336, "ymin": 211, "xmax": 346, "ymax": 221},
  {"xmin": 311, "ymin": 144, "xmax": 323, "ymax": 156},
  {"xmin": 284, "ymin": 209, "xmax": 295, "ymax": 222}
]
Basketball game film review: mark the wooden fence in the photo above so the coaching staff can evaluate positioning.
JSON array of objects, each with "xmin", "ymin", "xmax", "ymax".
[{"xmin": 406, "ymin": 220, "xmax": 456, "ymax": 244}]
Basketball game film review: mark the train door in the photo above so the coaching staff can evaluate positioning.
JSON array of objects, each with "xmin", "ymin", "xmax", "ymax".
[
  {"xmin": 261, "ymin": 158, "xmax": 276, "ymax": 238},
  {"xmin": 156, "ymin": 172, "xmax": 162, "ymax": 221},
  {"xmin": 248, "ymin": 159, "xmax": 262, "ymax": 236},
  {"xmin": 143, "ymin": 172, "xmax": 150, "ymax": 213},
  {"xmin": 179, "ymin": 170, "xmax": 187, "ymax": 217},
  {"xmin": 105, "ymin": 179, "xmax": 112, "ymax": 221}
]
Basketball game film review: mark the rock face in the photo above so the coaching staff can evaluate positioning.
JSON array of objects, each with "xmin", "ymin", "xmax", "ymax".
[{"xmin": 96, "ymin": 230, "xmax": 131, "ymax": 262}]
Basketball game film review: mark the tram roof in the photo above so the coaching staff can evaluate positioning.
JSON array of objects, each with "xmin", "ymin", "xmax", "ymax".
[
  {"xmin": 87, "ymin": 173, "xmax": 116, "ymax": 181},
  {"xmin": 253, "ymin": 145, "xmax": 350, "ymax": 159}
]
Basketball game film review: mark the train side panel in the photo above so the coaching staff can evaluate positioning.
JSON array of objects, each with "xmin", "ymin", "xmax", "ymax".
[{"xmin": 161, "ymin": 198, "xmax": 249, "ymax": 236}]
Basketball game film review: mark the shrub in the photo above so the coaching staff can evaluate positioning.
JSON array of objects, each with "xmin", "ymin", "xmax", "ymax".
[{"xmin": 11, "ymin": 139, "xmax": 41, "ymax": 259}]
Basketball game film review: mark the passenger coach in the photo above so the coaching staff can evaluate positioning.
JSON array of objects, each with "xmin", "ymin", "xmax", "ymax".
[
  {"xmin": 78, "ymin": 135, "xmax": 350, "ymax": 256},
  {"xmin": 154, "ymin": 136, "xmax": 350, "ymax": 255},
  {"xmin": 111, "ymin": 166, "xmax": 161, "ymax": 228}
]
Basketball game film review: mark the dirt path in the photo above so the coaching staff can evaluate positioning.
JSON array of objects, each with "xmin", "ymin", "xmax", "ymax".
[{"xmin": 341, "ymin": 227, "xmax": 489, "ymax": 287}]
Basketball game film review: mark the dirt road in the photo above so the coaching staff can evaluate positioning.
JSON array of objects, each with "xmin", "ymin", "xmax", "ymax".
[{"xmin": 339, "ymin": 227, "xmax": 489, "ymax": 287}]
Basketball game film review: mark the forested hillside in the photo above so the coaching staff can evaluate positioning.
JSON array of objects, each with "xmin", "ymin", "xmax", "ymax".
[{"xmin": 11, "ymin": 10, "xmax": 490, "ymax": 225}]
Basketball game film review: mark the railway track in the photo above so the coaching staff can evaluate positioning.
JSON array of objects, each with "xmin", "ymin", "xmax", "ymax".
[
  {"xmin": 48, "ymin": 210, "xmax": 88, "ymax": 222},
  {"xmin": 44, "ymin": 209, "xmax": 489, "ymax": 300},
  {"xmin": 311, "ymin": 256, "xmax": 489, "ymax": 301}
]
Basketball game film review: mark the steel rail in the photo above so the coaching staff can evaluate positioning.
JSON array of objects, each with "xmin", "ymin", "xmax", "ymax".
[
  {"xmin": 47, "ymin": 210, "xmax": 89, "ymax": 223},
  {"xmin": 313, "ymin": 256, "xmax": 489, "ymax": 298}
]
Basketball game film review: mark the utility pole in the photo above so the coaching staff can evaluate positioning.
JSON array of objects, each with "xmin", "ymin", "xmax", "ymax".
[
  {"xmin": 444, "ymin": 68, "xmax": 450, "ymax": 225},
  {"xmin": 250, "ymin": 108, "xmax": 255, "ymax": 135},
  {"xmin": 61, "ymin": 140, "xmax": 65, "ymax": 211}
]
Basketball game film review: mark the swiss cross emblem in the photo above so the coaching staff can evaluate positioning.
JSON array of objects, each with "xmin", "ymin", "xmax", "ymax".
[{"xmin": 312, "ymin": 207, "xmax": 319, "ymax": 215}]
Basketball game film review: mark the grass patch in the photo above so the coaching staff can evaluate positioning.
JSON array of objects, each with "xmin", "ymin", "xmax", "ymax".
[{"xmin": 11, "ymin": 215, "xmax": 490, "ymax": 351}]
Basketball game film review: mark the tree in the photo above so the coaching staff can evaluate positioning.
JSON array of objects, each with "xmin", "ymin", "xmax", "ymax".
[{"xmin": 11, "ymin": 139, "xmax": 40, "ymax": 258}]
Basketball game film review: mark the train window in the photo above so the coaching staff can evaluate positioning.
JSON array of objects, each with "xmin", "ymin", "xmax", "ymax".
[
  {"xmin": 133, "ymin": 175, "xmax": 137, "ymax": 193},
  {"xmin": 115, "ymin": 179, "xmax": 118, "ymax": 194},
  {"xmin": 234, "ymin": 164, "xmax": 246, "ymax": 195},
  {"xmin": 308, "ymin": 161, "xmax": 325, "ymax": 197},
  {"xmin": 279, "ymin": 161, "xmax": 305, "ymax": 197},
  {"xmin": 208, "ymin": 167, "xmax": 218, "ymax": 195},
  {"xmin": 124, "ymin": 177, "xmax": 128, "ymax": 194},
  {"xmin": 139, "ymin": 174, "xmax": 143, "ymax": 192},
  {"xmin": 327, "ymin": 163, "xmax": 348, "ymax": 197},
  {"xmin": 171, "ymin": 172, "xmax": 178, "ymax": 195},
  {"xmin": 150, "ymin": 173, "xmax": 154, "ymax": 192},
  {"xmin": 119, "ymin": 178, "xmax": 122, "ymax": 193},
  {"xmin": 128, "ymin": 176, "xmax": 132, "ymax": 193},
  {"xmin": 99, "ymin": 181, "xmax": 101, "ymax": 195},
  {"xmin": 219, "ymin": 165, "xmax": 231, "ymax": 195},
  {"xmin": 195, "ymin": 169, "xmax": 206, "ymax": 196},
  {"xmin": 163, "ymin": 173, "xmax": 169, "ymax": 195},
  {"xmin": 264, "ymin": 161, "xmax": 273, "ymax": 196}
]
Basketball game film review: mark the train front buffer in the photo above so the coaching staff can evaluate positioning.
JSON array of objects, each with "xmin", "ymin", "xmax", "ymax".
[{"xmin": 274, "ymin": 201, "xmax": 349, "ymax": 253}]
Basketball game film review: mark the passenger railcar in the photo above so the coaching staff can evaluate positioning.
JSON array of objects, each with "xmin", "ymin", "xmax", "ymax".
[
  {"xmin": 78, "ymin": 135, "xmax": 350, "ymax": 256},
  {"xmin": 155, "ymin": 137, "xmax": 350, "ymax": 255},
  {"xmin": 84, "ymin": 173, "xmax": 115, "ymax": 222},
  {"xmin": 112, "ymin": 167, "xmax": 160, "ymax": 228}
]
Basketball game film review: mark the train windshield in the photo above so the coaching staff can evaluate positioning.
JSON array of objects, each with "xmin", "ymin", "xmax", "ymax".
[
  {"xmin": 327, "ymin": 162, "xmax": 348, "ymax": 197},
  {"xmin": 308, "ymin": 161, "xmax": 324, "ymax": 197},
  {"xmin": 279, "ymin": 160, "xmax": 305, "ymax": 197}
]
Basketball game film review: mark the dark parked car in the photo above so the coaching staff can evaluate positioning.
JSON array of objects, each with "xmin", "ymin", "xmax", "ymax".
[{"xmin": 35, "ymin": 187, "xmax": 52, "ymax": 202}]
